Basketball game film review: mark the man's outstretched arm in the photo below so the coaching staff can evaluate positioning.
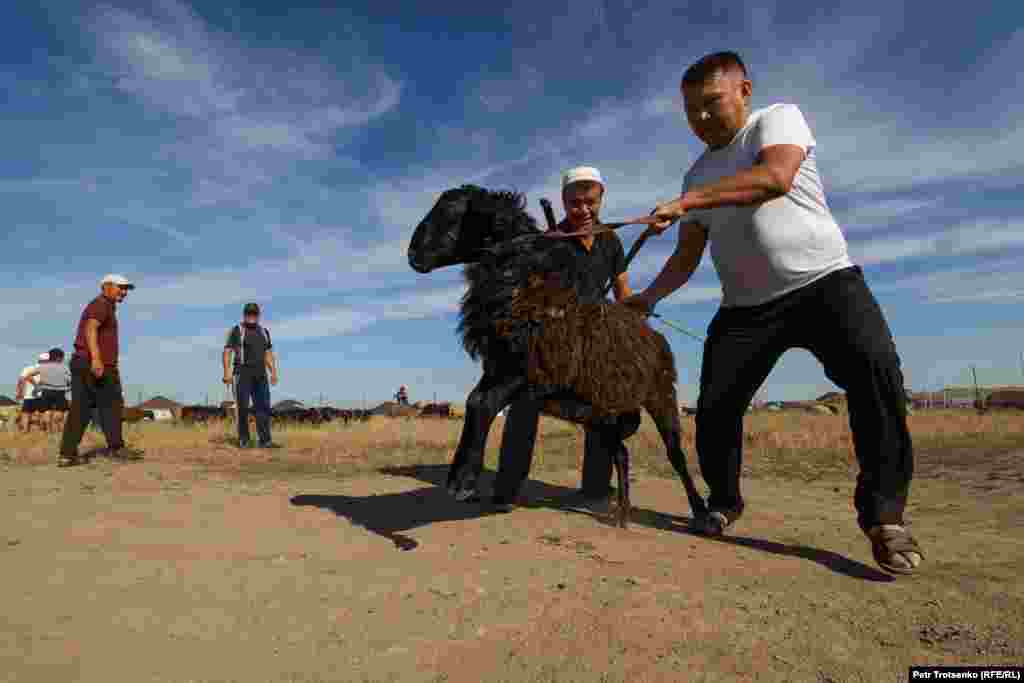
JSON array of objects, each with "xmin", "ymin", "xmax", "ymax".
[
  {"xmin": 655, "ymin": 145, "xmax": 806, "ymax": 221},
  {"xmin": 623, "ymin": 223, "xmax": 708, "ymax": 311}
]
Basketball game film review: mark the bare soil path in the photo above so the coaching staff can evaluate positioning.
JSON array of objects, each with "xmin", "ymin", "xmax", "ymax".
[{"xmin": 1, "ymin": 450, "xmax": 1021, "ymax": 682}]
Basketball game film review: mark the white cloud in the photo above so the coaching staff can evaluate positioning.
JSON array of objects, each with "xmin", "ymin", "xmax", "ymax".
[
  {"xmin": 835, "ymin": 198, "xmax": 942, "ymax": 231},
  {"xmin": 874, "ymin": 257, "xmax": 1024, "ymax": 305},
  {"xmin": 476, "ymin": 65, "xmax": 544, "ymax": 112},
  {"xmin": 849, "ymin": 218, "xmax": 1024, "ymax": 267},
  {"xmin": 85, "ymin": 0, "xmax": 402, "ymax": 211},
  {"xmin": 132, "ymin": 283, "xmax": 466, "ymax": 356}
]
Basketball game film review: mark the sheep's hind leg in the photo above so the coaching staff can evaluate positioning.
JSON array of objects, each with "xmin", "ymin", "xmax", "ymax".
[{"xmin": 646, "ymin": 396, "xmax": 709, "ymax": 523}]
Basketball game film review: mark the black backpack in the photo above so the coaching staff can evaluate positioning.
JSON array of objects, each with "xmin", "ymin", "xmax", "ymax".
[{"xmin": 233, "ymin": 324, "xmax": 270, "ymax": 366}]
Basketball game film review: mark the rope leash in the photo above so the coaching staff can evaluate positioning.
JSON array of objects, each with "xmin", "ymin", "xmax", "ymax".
[
  {"xmin": 536, "ymin": 198, "xmax": 704, "ymax": 344},
  {"xmin": 649, "ymin": 313, "xmax": 705, "ymax": 343}
]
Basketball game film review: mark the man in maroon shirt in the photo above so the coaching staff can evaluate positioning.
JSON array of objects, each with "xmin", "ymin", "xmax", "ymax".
[{"xmin": 58, "ymin": 274, "xmax": 145, "ymax": 467}]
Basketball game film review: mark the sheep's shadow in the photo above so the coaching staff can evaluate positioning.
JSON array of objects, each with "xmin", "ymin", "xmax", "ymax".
[
  {"xmin": 290, "ymin": 464, "xmax": 577, "ymax": 551},
  {"xmin": 289, "ymin": 464, "xmax": 892, "ymax": 582}
]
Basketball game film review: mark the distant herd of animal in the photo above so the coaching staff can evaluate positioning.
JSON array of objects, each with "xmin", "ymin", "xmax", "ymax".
[{"xmin": 142, "ymin": 400, "xmax": 460, "ymax": 426}]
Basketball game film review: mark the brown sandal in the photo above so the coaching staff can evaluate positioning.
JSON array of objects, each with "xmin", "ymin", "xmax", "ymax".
[{"xmin": 868, "ymin": 525, "xmax": 924, "ymax": 575}]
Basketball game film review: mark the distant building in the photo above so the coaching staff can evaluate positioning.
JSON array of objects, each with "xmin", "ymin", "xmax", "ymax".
[{"xmin": 136, "ymin": 396, "xmax": 183, "ymax": 420}]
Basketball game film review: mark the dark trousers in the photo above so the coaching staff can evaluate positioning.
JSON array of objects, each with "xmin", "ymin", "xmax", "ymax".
[
  {"xmin": 234, "ymin": 371, "xmax": 271, "ymax": 444},
  {"xmin": 60, "ymin": 356, "xmax": 124, "ymax": 457},
  {"xmin": 695, "ymin": 266, "xmax": 913, "ymax": 532},
  {"xmin": 492, "ymin": 398, "xmax": 616, "ymax": 501}
]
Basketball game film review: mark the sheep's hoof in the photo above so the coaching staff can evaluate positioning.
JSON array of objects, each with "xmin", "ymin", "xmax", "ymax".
[
  {"xmin": 449, "ymin": 484, "xmax": 480, "ymax": 502},
  {"xmin": 447, "ymin": 468, "xmax": 480, "ymax": 502}
]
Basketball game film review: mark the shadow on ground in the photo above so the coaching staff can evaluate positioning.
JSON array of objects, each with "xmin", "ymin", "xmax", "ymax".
[{"xmin": 290, "ymin": 464, "xmax": 891, "ymax": 581}]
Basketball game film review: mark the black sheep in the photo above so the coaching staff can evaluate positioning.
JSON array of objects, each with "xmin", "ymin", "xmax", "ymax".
[{"xmin": 408, "ymin": 185, "xmax": 707, "ymax": 528}]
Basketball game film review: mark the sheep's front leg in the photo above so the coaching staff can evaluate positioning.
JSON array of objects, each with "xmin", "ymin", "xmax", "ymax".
[
  {"xmin": 447, "ymin": 374, "xmax": 527, "ymax": 501},
  {"xmin": 612, "ymin": 442, "xmax": 630, "ymax": 529}
]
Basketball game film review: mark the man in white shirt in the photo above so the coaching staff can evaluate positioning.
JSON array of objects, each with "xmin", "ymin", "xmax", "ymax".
[
  {"xmin": 625, "ymin": 52, "xmax": 922, "ymax": 575},
  {"xmin": 15, "ymin": 353, "xmax": 47, "ymax": 433}
]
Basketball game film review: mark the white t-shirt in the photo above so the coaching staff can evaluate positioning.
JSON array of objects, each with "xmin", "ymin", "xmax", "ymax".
[
  {"xmin": 19, "ymin": 365, "xmax": 39, "ymax": 401},
  {"xmin": 682, "ymin": 103, "xmax": 853, "ymax": 308}
]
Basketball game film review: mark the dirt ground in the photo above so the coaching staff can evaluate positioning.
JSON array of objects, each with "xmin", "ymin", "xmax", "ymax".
[{"xmin": 0, "ymin": 439, "xmax": 1021, "ymax": 682}]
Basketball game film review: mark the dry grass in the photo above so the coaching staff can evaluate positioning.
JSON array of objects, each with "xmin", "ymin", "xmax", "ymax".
[{"xmin": 3, "ymin": 409, "xmax": 1023, "ymax": 485}]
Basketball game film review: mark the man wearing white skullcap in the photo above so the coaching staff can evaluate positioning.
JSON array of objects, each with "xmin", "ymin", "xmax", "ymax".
[
  {"xmin": 490, "ymin": 165, "xmax": 636, "ymax": 511},
  {"xmin": 58, "ymin": 274, "xmax": 144, "ymax": 466}
]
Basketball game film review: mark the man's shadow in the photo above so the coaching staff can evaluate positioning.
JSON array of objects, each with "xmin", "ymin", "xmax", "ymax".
[{"xmin": 289, "ymin": 464, "xmax": 892, "ymax": 582}]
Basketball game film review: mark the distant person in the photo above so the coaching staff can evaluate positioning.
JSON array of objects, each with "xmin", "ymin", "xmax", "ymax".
[
  {"xmin": 395, "ymin": 385, "xmax": 409, "ymax": 406},
  {"xmin": 223, "ymin": 303, "xmax": 279, "ymax": 449},
  {"xmin": 624, "ymin": 52, "xmax": 922, "ymax": 574},
  {"xmin": 14, "ymin": 352, "xmax": 48, "ymax": 433},
  {"xmin": 21, "ymin": 348, "xmax": 71, "ymax": 432},
  {"xmin": 59, "ymin": 274, "xmax": 145, "ymax": 467}
]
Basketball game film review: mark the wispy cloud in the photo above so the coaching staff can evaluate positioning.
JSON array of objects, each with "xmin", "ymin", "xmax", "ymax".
[
  {"xmin": 874, "ymin": 256, "xmax": 1024, "ymax": 305},
  {"xmin": 849, "ymin": 218, "xmax": 1024, "ymax": 266},
  {"xmin": 139, "ymin": 283, "xmax": 466, "ymax": 356},
  {"xmin": 3, "ymin": 1, "xmax": 1023, "ymax": 404}
]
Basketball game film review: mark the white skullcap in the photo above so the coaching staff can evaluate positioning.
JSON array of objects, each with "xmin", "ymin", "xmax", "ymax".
[
  {"xmin": 562, "ymin": 166, "xmax": 604, "ymax": 189},
  {"xmin": 100, "ymin": 273, "xmax": 135, "ymax": 290}
]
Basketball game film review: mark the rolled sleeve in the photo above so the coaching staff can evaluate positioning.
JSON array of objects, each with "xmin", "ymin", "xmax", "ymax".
[
  {"xmin": 754, "ymin": 103, "xmax": 816, "ymax": 153},
  {"xmin": 224, "ymin": 327, "xmax": 240, "ymax": 350}
]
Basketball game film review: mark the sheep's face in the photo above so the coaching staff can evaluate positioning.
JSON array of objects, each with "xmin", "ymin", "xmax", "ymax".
[
  {"xmin": 409, "ymin": 188, "xmax": 475, "ymax": 273},
  {"xmin": 410, "ymin": 185, "xmax": 537, "ymax": 273}
]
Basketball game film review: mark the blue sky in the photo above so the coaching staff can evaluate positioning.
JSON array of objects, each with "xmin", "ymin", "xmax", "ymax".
[{"xmin": 2, "ymin": 0, "xmax": 1023, "ymax": 407}]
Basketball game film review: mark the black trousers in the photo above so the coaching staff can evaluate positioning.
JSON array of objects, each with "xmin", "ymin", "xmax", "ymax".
[
  {"xmin": 60, "ymin": 356, "xmax": 124, "ymax": 457},
  {"xmin": 492, "ymin": 398, "xmax": 615, "ymax": 501},
  {"xmin": 696, "ymin": 266, "xmax": 913, "ymax": 531},
  {"xmin": 234, "ymin": 370, "xmax": 272, "ymax": 444}
]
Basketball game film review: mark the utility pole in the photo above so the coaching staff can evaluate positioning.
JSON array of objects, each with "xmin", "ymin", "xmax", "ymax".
[{"xmin": 970, "ymin": 365, "xmax": 981, "ymax": 409}]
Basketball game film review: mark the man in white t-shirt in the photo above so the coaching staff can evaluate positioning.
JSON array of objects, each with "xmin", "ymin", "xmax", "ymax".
[
  {"xmin": 624, "ymin": 52, "xmax": 922, "ymax": 575},
  {"xmin": 15, "ymin": 353, "xmax": 47, "ymax": 433}
]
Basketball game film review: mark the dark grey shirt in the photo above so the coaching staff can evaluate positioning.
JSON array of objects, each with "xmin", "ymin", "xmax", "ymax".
[
  {"xmin": 225, "ymin": 323, "xmax": 273, "ymax": 374},
  {"xmin": 565, "ymin": 232, "xmax": 627, "ymax": 304}
]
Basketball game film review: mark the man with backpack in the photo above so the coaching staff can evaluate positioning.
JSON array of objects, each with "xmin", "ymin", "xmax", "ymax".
[{"xmin": 223, "ymin": 303, "xmax": 280, "ymax": 449}]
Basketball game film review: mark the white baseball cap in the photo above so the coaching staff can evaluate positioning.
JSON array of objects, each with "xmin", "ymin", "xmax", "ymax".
[
  {"xmin": 562, "ymin": 166, "xmax": 604, "ymax": 190},
  {"xmin": 101, "ymin": 273, "xmax": 135, "ymax": 290}
]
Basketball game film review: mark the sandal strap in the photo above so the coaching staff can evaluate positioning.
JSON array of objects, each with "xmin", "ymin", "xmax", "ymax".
[{"xmin": 873, "ymin": 529, "xmax": 924, "ymax": 558}]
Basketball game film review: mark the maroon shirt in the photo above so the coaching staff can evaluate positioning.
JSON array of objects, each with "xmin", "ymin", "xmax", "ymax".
[{"xmin": 73, "ymin": 295, "xmax": 119, "ymax": 367}]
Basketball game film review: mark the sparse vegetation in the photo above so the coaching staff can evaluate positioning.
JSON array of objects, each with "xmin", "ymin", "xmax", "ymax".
[{"xmin": 3, "ymin": 409, "xmax": 1022, "ymax": 486}]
